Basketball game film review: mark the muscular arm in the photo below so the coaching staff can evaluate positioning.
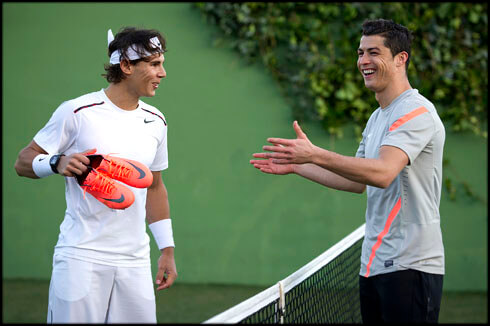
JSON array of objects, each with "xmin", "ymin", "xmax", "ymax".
[
  {"xmin": 14, "ymin": 140, "xmax": 48, "ymax": 178},
  {"xmin": 146, "ymin": 170, "xmax": 177, "ymax": 290},
  {"xmin": 250, "ymin": 156, "xmax": 366, "ymax": 193},
  {"xmin": 146, "ymin": 171, "xmax": 170, "ymax": 224},
  {"xmin": 294, "ymin": 163, "xmax": 366, "ymax": 193},
  {"xmin": 262, "ymin": 121, "xmax": 409, "ymax": 189},
  {"xmin": 309, "ymin": 145, "xmax": 408, "ymax": 189},
  {"xmin": 14, "ymin": 140, "xmax": 96, "ymax": 179}
]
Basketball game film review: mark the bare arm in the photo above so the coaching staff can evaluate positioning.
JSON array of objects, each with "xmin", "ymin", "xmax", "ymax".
[
  {"xmin": 294, "ymin": 163, "xmax": 366, "ymax": 193},
  {"xmin": 261, "ymin": 121, "xmax": 409, "ymax": 189},
  {"xmin": 14, "ymin": 140, "xmax": 48, "ymax": 178},
  {"xmin": 146, "ymin": 171, "xmax": 177, "ymax": 290},
  {"xmin": 146, "ymin": 171, "xmax": 170, "ymax": 224},
  {"xmin": 15, "ymin": 140, "xmax": 97, "ymax": 179},
  {"xmin": 307, "ymin": 145, "xmax": 408, "ymax": 189},
  {"xmin": 250, "ymin": 156, "xmax": 366, "ymax": 193}
]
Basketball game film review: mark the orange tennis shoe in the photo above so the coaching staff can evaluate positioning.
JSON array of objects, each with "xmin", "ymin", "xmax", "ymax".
[
  {"xmin": 77, "ymin": 168, "xmax": 135, "ymax": 210},
  {"xmin": 87, "ymin": 154, "xmax": 153, "ymax": 188}
]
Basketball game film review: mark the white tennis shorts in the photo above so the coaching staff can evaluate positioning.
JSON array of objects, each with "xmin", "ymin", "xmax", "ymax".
[{"xmin": 47, "ymin": 254, "xmax": 157, "ymax": 323}]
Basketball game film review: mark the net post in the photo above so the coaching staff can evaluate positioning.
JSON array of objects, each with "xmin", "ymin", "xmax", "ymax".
[{"xmin": 278, "ymin": 281, "xmax": 285, "ymax": 324}]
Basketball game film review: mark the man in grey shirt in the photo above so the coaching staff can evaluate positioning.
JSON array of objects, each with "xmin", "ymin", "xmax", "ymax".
[{"xmin": 250, "ymin": 19, "xmax": 445, "ymax": 323}]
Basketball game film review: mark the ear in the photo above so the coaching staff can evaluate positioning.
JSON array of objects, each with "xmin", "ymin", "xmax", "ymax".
[
  {"xmin": 119, "ymin": 59, "xmax": 133, "ymax": 75},
  {"xmin": 396, "ymin": 51, "xmax": 409, "ymax": 68}
]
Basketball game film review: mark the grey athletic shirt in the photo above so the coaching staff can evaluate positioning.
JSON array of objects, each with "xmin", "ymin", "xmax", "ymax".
[{"xmin": 356, "ymin": 89, "xmax": 445, "ymax": 277}]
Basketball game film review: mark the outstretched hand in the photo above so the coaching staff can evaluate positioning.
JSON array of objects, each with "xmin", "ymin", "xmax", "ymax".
[
  {"xmin": 250, "ymin": 157, "xmax": 295, "ymax": 175},
  {"xmin": 253, "ymin": 121, "xmax": 317, "ymax": 166}
]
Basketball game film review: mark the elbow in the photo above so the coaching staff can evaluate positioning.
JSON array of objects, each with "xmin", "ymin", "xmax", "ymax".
[
  {"xmin": 375, "ymin": 174, "xmax": 396, "ymax": 189},
  {"xmin": 14, "ymin": 155, "xmax": 32, "ymax": 178},
  {"xmin": 354, "ymin": 184, "xmax": 366, "ymax": 194},
  {"xmin": 376, "ymin": 181, "xmax": 390, "ymax": 189},
  {"xmin": 348, "ymin": 183, "xmax": 366, "ymax": 194},
  {"xmin": 14, "ymin": 159, "xmax": 23, "ymax": 177},
  {"xmin": 14, "ymin": 144, "xmax": 44, "ymax": 179}
]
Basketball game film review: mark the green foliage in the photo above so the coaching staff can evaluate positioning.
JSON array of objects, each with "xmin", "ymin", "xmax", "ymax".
[
  {"xmin": 442, "ymin": 157, "xmax": 487, "ymax": 203},
  {"xmin": 195, "ymin": 2, "xmax": 488, "ymax": 138}
]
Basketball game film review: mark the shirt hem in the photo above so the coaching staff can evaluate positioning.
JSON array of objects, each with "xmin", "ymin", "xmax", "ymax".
[
  {"xmin": 54, "ymin": 248, "xmax": 151, "ymax": 267},
  {"xmin": 360, "ymin": 264, "xmax": 444, "ymax": 277}
]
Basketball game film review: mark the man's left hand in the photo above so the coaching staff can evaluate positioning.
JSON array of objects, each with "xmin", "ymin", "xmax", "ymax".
[{"xmin": 155, "ymin": 247, "xmax": 177, "ymax": 291}]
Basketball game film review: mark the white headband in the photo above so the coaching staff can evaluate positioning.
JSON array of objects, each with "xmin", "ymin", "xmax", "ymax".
[{"xmin": 107, "ymin": 29, "xmax": 163, "ymax": 65}]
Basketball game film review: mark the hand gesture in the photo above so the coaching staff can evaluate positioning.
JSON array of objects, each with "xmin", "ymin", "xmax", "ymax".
[
  {"xmin": 250, "ymin": 157, "xmax": 295, "ymax": 175},
  {"xmin": 258, "ymin": 121, "xmax": 317, "ymax": 165}
]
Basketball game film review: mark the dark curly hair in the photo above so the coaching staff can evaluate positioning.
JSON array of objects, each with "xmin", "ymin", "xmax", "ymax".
[
  {"xmin": 362, "ymin": 19, "xmax": 413, "ymax": 71},
  {"xmin": 102, "ymin": 27, "xmax": 167, "ymax": 83}
]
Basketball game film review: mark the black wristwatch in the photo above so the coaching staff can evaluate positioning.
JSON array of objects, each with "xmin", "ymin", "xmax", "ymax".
[{"xmin": 49, "ymin": 154, "xmax": 65, "ymax": 174}]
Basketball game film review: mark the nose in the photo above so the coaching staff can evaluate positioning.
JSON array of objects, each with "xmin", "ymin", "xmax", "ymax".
[
  {"xmin": 159, "ymin": 66, "xmax": 166, "ymax": 78},
  {"xmin": 358, "ymin": 54, "xmax": 370, "ymax": 67}
]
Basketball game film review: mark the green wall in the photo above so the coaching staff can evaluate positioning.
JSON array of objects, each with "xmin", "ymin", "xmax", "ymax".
[{"xmin": 2, "ymin": 3, "xmax": 487, "ymax": 291}]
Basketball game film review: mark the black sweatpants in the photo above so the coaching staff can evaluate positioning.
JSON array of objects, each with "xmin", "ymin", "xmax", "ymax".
[{"xmin": 359, "ymin": 269, "xmax": 443, "ymax": 323}]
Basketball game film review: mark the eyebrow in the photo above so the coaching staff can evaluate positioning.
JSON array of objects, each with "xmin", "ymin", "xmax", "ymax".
[
  {"xmin": 150, "ymin": 58, "xmax": 164, "ymax": 64},
  {"xmin": 358, "ymin": 47, "xmax": 381, "ymax": 52}
]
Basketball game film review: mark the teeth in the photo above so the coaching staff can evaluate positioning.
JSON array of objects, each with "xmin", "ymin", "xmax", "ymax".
[{"xmin": 363, "ymin": 69, "xmax": 375, "ymax": 75}]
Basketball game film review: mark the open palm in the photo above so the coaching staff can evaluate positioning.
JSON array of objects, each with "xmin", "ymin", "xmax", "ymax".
[
  {"xmin": 250, "ymin": 156, "xmax": 295, "ymax": 175},
  {"xmin": 250, "ymin": 121, "xmax": 312, "ymax": 175}
]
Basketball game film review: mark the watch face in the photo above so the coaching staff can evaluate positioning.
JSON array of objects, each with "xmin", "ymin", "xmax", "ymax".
[
  {"xmin": 50, "ymin": 155, "xmax": 59, "ymax": 165},
  {"xmin": 50, "ymin": 155, "xmax": 60, "ymax": 173}
]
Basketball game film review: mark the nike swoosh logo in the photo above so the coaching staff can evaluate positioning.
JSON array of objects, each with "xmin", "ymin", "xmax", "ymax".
[
  {"xmin": 39, "ymin": 157, "xmax": 46, "ymax": 161},
  {"xmin": 102, "ymin": 194, "xmax": 125, "ymax": 203},
  {"xmin": 127, "ymin": 161, "xmax": 146, "ymax": 179},
  {"xmin": 144, "ymin": 118, "xmax": 155, "ymax": 123}
]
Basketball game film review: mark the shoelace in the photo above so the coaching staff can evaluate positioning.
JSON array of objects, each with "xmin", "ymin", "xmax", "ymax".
[
  {"xmin": 99, "ymin": 154, "xmax": 133, "ymax": 179},
  {"xmin": 82, "ymin": 169, "xmax": 116, "ymax": 200}
]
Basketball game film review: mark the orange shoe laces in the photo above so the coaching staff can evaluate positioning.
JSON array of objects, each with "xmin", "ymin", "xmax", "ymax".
[
  {"xmin": 100, "ymin": 154, "xmax": 133, "ymax": 180},
  {"xmin": 82, "ymin": 169, "xmax": 116, "ymax": 200}
]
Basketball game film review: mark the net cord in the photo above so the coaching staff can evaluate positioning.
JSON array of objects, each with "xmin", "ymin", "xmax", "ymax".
[{"xmin": 202, "ymin": 223, "xmax": 366, "ymax": 324}]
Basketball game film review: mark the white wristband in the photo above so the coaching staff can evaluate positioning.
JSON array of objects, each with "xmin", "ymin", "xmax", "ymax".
[
  {"xmin": 149, "ymin": 219, "xmax": 175, "ymax": 250},
  {"xmin": 32, "ymin": 154, "xmax": 55, "ymax": 178}
]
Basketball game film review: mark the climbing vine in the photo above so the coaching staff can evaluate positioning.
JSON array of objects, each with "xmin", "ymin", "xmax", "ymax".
[
  {"xmin": 195, "ymin": 3, "xmax": 488, "ymax": 201},
  {"xmin": 195, "ymin": 2, "xmax": 487, "ymax": 139}
]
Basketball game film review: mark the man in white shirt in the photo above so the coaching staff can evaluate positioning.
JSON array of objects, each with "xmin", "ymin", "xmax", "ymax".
[{"xmin": 14, "ymin": 26, "xmax": 177, "ymax": 323}]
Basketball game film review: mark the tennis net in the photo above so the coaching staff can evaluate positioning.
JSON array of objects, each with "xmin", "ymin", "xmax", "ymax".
[{"xmin": 203, "ymin": 223, "xmax": 365, "ymax": 324}]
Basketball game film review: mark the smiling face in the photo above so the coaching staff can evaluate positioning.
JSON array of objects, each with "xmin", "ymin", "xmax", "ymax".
[
  {"xmin": 357, "ymin": 35, "xmax": 398, "ymax": 94},
  {"xmin": 125, "ymin": 53, "xmax": 166, "ymax": 98}
]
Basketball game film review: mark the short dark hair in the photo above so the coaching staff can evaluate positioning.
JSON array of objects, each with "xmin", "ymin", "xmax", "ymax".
[
  {"xmin": 102, "ymin": 27, "xmax": 167, "ymax": 84},
  {"xmin": 361, "ymin": 19, "xmax": 413, "ymax": 71}
]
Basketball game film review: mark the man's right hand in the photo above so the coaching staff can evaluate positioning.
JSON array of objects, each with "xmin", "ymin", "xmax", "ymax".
[
  {"xmin": 57, "ymin": 148, "xmax": 97, "ymax": 177},
  {"xmin": 250, "ymin": 155, "xmax": 296, "ymax": 175}
]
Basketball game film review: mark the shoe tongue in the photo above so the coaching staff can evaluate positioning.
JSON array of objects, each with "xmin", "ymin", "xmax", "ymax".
[
  {"xmin": 76, "ymin": 167, "xmax": 93, "ymax": 186},
  {"xmin": 86, "ymin": 154, "xmax": 104, "ymax": 169},
  {"xmin": 75, "ymin": 155, "xmax": 104, "ymax": 186}
]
